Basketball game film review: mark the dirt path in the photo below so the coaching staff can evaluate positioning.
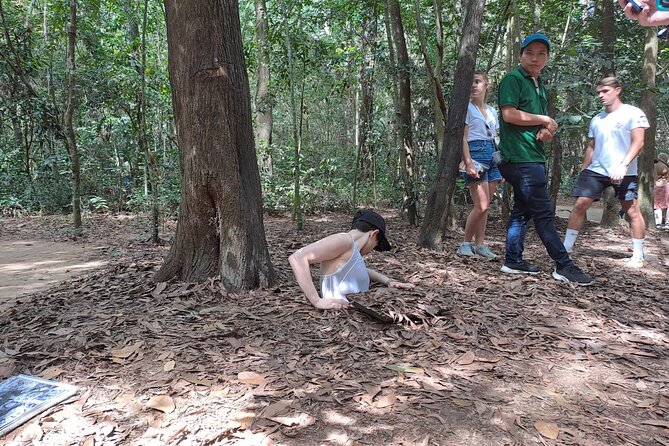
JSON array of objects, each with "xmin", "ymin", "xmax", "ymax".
[
  {"xmin": 0, "ymin": 240, "xmax": 107, "ymax": 307},
  {"xmin": 0, "ymin": 215, "xmax": 144, "ymax": 312}
]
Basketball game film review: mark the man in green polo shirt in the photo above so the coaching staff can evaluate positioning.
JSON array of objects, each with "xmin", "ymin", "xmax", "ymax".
[{"xmin": 497, "ymin": 33, "xmax": 593, "ymax": 285}]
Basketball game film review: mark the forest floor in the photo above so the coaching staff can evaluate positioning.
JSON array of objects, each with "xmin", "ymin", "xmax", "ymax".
[{"xmin": 0, "ymin": 205, "xmax": 668, "ymax": 446}]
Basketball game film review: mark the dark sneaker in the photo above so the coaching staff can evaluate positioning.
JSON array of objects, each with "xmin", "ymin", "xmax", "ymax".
[
  {"xmin": 500, "ymin": 261, "xmax": 541, "ymax": 275},
  {"xmin": 552, "ymin": 263, "xmax": 594, "ymax": 286}
]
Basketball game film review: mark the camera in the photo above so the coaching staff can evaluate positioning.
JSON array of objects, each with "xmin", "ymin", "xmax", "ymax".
[{"xmin": 658, "ymin": 0, "xmax": 669, "ymax": 11}]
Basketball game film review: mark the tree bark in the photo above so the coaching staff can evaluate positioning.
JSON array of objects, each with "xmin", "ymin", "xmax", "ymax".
[
  {"xmin": 156, "ymin": 0, "xmax": 275, "ymax": 290},
  {"xmin": 638, "ymin": 27, "xmax": 658, "ymax": 228},
  {"xmin": 254, "ymin": 0, "xmax": 273, "ymax": 177},
  {"xmin": 418, "ymin": 0, "xmax": 486, "ymax": 249},
  {"xmin": 64, "ymin": 0, "xmax": 81, "ymax": 230},
  {"xmin": 597, "ymin": 0, "xmax": 619, "ymax": 226},
  {"xmin": 387, "ymin": 0, "xmax": 417, "ymax": 225},
  {"xmin": 547, "ymin": 90, "xmax": 562, "ymax": 212},
  {"xmin": 416, "ymin": 0, "xmax": 446, "ymax": 159}
]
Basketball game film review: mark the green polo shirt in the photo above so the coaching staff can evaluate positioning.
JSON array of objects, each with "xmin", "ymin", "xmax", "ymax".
[{"xmin": 498, "ymin": 65, "xmax": 549, "ymax": 163}]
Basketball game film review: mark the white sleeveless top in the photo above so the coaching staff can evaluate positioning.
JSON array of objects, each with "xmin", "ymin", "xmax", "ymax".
[{"xmin": 320, "ymin": 236, "xmax": 370, "ymax": 299}]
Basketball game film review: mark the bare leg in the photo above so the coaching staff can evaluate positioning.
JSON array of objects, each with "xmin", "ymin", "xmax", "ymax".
[
  {"xmin": 567, "ymin": 196, "xmax": 595, "ymax": 230},
  {"xmin": 621, "ymin": 199, "xmax": 646, "ymax": 239},
  {"xmin": 464, "ymin": 181, "xmax": 491, "ymax": 245}
]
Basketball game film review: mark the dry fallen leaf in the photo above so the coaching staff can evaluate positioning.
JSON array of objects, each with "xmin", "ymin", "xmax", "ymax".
[
  {"xmin": 111, "ymin": 341, "xmax": 144, "ymax": 359},
  {"xmin": 151, "ymin": 282, "xmax": 168, "ymax": 298},
  {"xmin": 456, "ymin": 351, "xmax": 476, "ymax": 365},
  {"xmin": 262, "ymin": 399, "xmax": 293, "ymax": 418},
  {"xmin": 163, "ymin": 360, "xmax": 175, "ymax": 372},
  {"xmin": 238, "ymin": 371, "xmax": 266, "ymax": 385},
  {"xmin": 147, "ymin": 395, "xmax": 175, "ymax": 413},
  {"xmin": 535, "ymin": 420, "xmax": 559, "ymax": 439},
  {"xmin": 374, "ymin": 392, "xmax": 396, "ymax": 408}
]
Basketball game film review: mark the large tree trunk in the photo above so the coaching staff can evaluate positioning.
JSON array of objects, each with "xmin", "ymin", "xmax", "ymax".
[
  {"xmin": 387, "ymin": 0, "xmax": 417, "ymax": 225},
  {"xmin": 254, "ymin": 0, "xmax": 273, "ymax": 177},
  {"xmin": 157, "ymin": 0, "xmax": 275, "ymax": 290},
  {"xmin": 64, "ymin": 0, "xmax": 81, "ymax": 230},
  {"xmin": 418, "ymin": 0, "xmax": 486, "ymax": 249},
  {"xmin": 638, "ymin": 27, "xmax": 658, "ymax": 228}
]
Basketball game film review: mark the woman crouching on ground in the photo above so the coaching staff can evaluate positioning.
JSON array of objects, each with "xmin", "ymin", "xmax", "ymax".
[{"xmin": 289, "ymin": 209, "xmax": 415, "ymax": 310}]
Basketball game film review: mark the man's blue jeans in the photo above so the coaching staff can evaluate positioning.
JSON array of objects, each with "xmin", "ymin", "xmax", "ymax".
[{"xmin": 498, "ymin": 162, "xmax": 572, "ymax": 267}]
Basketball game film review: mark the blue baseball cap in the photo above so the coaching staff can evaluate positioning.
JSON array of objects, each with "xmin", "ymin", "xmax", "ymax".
[{"xmin": 521, "ymin": 33, "xmax": 550, "ymax": 51}]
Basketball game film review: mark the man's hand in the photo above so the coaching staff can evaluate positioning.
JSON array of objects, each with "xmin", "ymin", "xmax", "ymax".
[
  {"xmin": 313, "ymin": 297, "xmax": 350, "ymax": 310},
  {"xmin": 536, "ymin": 128, "xmax": 553, "ymax": 142},
  {"xmin": 610, "ymin": 163, "xmax": 628, "ymax": 184},
  {"xmin": 543, "ymin": 116, "xmax": 558, "ymax": 135}
]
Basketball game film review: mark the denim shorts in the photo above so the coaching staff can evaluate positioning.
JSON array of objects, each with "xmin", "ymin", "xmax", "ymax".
[
  {"xmin": 461, "ymin": 140, "xmax": 503, "ymax": 184},
  {"xmin": 571, "ymin": 169, "xmax": 638, "ymax": 201}
]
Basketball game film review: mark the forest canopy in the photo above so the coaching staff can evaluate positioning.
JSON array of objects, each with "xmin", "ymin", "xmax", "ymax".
[{"xmin": 0, "ymin": 0, "xmax": 667, "ymax": 220}]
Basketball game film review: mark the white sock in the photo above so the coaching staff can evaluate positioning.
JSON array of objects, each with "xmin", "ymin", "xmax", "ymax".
[
  {"xmin": 632, "ymin": 238, "xmax": 644, "ymax": 259},
  {"xmin": 655, "ymin": 209, "xmax": 663, "ymax": 226},
  {"xmin": 563, "ymin": 229, "xmax": 579, "ymax": 251}
]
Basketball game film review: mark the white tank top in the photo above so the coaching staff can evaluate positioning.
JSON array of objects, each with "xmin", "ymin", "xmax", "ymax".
[{"xmin": 320, "ymin": 236, "xmax": 370, "ymax": 299}]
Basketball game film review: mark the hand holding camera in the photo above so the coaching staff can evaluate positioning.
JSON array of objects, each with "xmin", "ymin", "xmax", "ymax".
[{"xmin": 620, "ymin": 0, "xmax": 669, "ymax": 26}]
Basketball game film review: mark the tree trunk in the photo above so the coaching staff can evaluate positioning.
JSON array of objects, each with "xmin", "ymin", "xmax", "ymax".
[
  {"xmin": 599, "ymin": 187, "xmax": 620, "ymax": 227},
  {"xmin": 122, "ymin": 0, "xmax": 159, "ymax": 242},
  {"xmin": 356, "ymin": 4, "xmax": 377, "ymax": 183},
  {"xmin": 501, "ymin": 0, "xmax": 519, "ymax": 221},
  {"xmin": 601, "ymin": 0, "xmax": 615, "ymax": 76},
  {"xmin": 157, "ymin": 0, "xmax": 275, "ymax": 290},
  {"xmin": 638, "ymin": 27, "xmax": 658, "ymax": 228},
  {"xmin": 418, "ymin": 0, "xmax": 486, "ymax": 249},
  {"xmin": 284, "ymin": 9, "xmax": 303, "ymax": 230},
  {"xmin": 387, "ymin": 0, "xmax": 417, "ymax": 225},
  {"xmin": 416, "ymin": 0, "xmax": 446, "ymax": 159},
  {"xmin": 64, "ymin": 0, "xmax": 81, "ymax": 230},
  {"xmin": 596, "ymin": 0, "xmax": 619, "ymax": 226},
  {"xmin": 547, "ymin": 90, "xmax": 562, "ymax": 212},
  {"xmin": 254, "ymin": 0, "xmax": 273, "ymax": 177}
]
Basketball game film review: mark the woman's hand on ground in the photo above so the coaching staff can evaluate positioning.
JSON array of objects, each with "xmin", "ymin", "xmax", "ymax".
[
  {"xmin": 388, "ymin": 281, "xmax": 416, "ymax": 290},
  {"xmin": 313, "ymin": 297, "xmax": 350, "ymax": 310}
]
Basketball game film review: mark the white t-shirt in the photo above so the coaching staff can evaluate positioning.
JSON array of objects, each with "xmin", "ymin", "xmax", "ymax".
[
  {"xmin": 465, "ymin": 102, "xmax": 498, "ymax": 142},
  {"xmin": 587, "ymin": 103, "xmax": 649, "ymax": 176}
]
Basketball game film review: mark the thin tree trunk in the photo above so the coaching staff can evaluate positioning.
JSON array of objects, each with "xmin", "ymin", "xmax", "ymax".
[
  {"xmin": 598, "ymin": 0, "xmax": 619, "ymax": 227},
  {"xmin": 387, "ymin": 0, "xmax": 417, "ymax": 225},
  {"xmin": 547, "ymin": 90, "xmax": 562, "ymax": 212},
  {"xmin": 638, "ymin": 27, "xmax": 658, "ymax": 228},
  {"xmin": 156, "ymin": 0, "xmax": 275, "ymax": 290},
  {"xmin": 284, "ymin": 8, "xmax": 303, "ymax": 229},
  {"xmin": 418, "ymin": 0, "xmax": 486, "ymax": 249},
  {"xmin": 416, "ymin": 0, "xmax": 446, "ymax": 159},
  {"xmin": 254, "ymin": 0, "xmax": 273, "ymax": 177},
  {"xmin": 64, "ymin": 0, "xmax": 81, "ymax": 229}
]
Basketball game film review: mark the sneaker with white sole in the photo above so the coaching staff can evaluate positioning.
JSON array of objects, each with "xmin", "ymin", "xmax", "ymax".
[
  {"xmin": 457, "ymin": 242, "xmax": 475, "ymax": 257},
  {"xmin": 552, "ymin": 263, "xmax": 593, "ymax": 285},
  {"xmin": 473, "ymin": 245, "xmax": 498, "ymax": 259},
  {"xmin": 500, "ymin": 261, "xmax": 541, "ymax": 275},
  {"xmin": 626, "ymin": 256, "xmax": 644, "ymax": 268}
]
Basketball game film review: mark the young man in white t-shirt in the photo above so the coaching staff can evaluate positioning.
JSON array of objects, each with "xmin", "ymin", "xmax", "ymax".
[{"xmin": 563, "ymin": 77, "xmax": 649, "ymax": 267}]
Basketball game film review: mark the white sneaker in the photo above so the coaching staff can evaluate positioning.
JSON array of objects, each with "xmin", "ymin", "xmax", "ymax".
[
  {"xmin": 626, "ymin": 257, "xmax": 644, "ymax": 268},
  {"xmin": 473, "ymin": 245, "xmax": 498, "ymax": 259},
  {"xmin": 457, "ymin": 242, "xmax": 475, "ymax": 257}
]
